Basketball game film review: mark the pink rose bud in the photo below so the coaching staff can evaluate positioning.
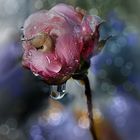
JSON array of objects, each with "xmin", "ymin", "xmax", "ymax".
[{"xmin": 22, "ymin": 3, "xmax": 101, "ymax": 84}]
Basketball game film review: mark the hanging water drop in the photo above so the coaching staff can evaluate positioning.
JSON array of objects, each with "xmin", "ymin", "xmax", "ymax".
[{"xmin": 50, "ymin": 83, "xmax": 66, "ymax": 100}]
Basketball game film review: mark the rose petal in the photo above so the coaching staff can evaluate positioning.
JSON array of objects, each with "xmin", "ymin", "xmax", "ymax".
[
  {"xmin": 55, "ymin": 34, "xmax": 81, "ymax": 67},
  {"xmin": 51, "ymin": 3, "xmax": 82, "ymax": 24}
]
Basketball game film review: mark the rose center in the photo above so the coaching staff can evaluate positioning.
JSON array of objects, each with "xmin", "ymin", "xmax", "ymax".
[{"xmin": 30, "ymin": 33, "xmax": 53, "ymax": 52}]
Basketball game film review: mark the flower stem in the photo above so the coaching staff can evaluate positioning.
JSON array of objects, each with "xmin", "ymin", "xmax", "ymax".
[
  {"xmin": 83, "ymin": 75, "xmax": 98, "ymax": 140},
  {"xmin": 72, "ymin": 74, "xmax": 97, "ymax": 140}
]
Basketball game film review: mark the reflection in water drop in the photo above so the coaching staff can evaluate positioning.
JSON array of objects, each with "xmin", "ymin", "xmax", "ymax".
[
  {"xmin": 48, "ymin": 111, "xmax": 63, "ymax": 126},
  {"xmin": 50, "ymin": 83, "xmax": 66, "ymax": 100}
]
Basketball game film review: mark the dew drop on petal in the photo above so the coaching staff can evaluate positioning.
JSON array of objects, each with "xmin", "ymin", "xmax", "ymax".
[
  {"xmin": 75, "ymin": 59, "xmax": 79, "ymax": 63},
  {"xmin": 33, "ymin": 72, "xmax": 39, "ymax": 77},
  {"xmin": 47, "ymin": 62, "xmax": 62, "ymax": 73},
  {"xmin": 28, "ymin": 51, "xmax": 32, "ymax": 56}
]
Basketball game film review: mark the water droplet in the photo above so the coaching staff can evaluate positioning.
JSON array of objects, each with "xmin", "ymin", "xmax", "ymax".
[
  {"xmin": 75, "ymin": 59, "xmax": 79, "ymax": 63},
  {"xmin": 50, "ymin": 83, "xmax": 66, "ymax": 100},
  {"xmin": 28, "ymin": 51, "xmax": 32, "ymax": 56},
  {"xmin": 33, "ymin": 72, "xmax": 39, "ymax": 76}
]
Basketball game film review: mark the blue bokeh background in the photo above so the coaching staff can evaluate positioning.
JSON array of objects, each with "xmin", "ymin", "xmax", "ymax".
[{"xmin": 0, "ymin": 0, "xmax": 140, "ymax": 140}]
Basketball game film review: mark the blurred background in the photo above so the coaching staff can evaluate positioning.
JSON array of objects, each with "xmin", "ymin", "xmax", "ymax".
[{"xmin": 0, "ymin": 0, "xmax": 140, "ymax": 140}]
